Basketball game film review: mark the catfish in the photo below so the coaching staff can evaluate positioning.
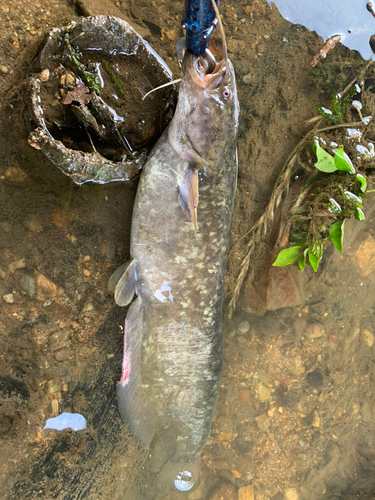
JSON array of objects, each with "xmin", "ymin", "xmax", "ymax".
[{"xmin": 109, "ymin": 46, "xmax": 239, "ymax": 492}]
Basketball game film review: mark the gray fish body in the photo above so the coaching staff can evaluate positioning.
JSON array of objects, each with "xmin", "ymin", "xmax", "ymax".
[{"xmin": 112, "ymin": 51, "xmax": 239, "ymax": 491}]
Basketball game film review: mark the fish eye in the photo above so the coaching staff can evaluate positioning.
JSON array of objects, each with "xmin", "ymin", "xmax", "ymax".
[{"xmin": 222, "ymin": 87, "xmax": 232, "ymax": 100}]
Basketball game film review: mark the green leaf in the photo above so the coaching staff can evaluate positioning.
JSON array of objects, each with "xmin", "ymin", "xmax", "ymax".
[
  {"xmin": 315, "ymin": 106, "xmax": 336, "ymax": 122},
  {"xmin": 329, "ymin": 219, "xmax": 346, "ymax": 253},
  {"xmin": 356, "ymin": 174, "xmax": 367, "ymax": 192},
  {"xmin": 308, "ymin": 251, "xmax": 321, "ymax": 272},
  {"xmin": 327, "ymin": 198, "xmax": 342, "ymax": 214},
  {"xmin": 344, "ymin": 190, "xmax": 362, "ymax": 207},
  {"xmin": 354, "ymin": 207, "xmax": 365, "ymax": 221},
  {"xmin": 298, "ymin": 248, "xmax": 308, "ymax": 271},
  {"xmin": 334, "ymin": 147, "xmax": 355, "ymax": 173},
  {"xmin": 314, "ymin": 145, "xmax": 337, "ymax": 172},
  {"xmin": 272, "ymin": 246, "xmax": 301, "ymax": 267},
  {"xmin": 331, "ymin": 92, "xmax": 342, "ymax": 118}
]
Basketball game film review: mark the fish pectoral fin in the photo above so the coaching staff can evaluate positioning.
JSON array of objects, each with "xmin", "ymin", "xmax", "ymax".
[
  {"xmin": 178, "ymin": 168, "xmax": 198, "ymax": 233},
  {"xmin": 114, "ymin": 260, "xmax": 137, "ymax": 307},
  {"xmin": 108, "ymin": 261, "xmax": 130, "ymax": 293}
]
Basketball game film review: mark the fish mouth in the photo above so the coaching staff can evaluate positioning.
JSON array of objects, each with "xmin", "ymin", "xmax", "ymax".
[{"xmin": 186, "ymin": 49, "xmax": 227, "ymax": 90}]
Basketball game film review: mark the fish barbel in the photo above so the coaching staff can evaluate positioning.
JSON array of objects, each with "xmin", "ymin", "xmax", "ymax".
[{"xmin": 110, "ymin": 48, "xmax": 239, "ymax": 492}]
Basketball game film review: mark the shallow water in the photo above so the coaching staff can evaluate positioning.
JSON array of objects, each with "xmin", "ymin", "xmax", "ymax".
[{"xmin": 1, "ymin": 0, "xmax": 375, "ymax": 499}]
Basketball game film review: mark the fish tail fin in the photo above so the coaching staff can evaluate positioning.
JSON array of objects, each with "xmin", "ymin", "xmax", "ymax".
[
  {"xmin": 154, "ymin": 454, "xmax": 200, "ymax": 492},
  {"xmin": 108, "ymin": 259, "xmax": 137, "ymax": 307},
  {"xmin": 116, "ymin": 297, "xmax": 156, "ymax": 448}
]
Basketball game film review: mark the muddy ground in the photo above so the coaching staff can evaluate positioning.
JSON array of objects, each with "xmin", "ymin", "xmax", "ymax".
[{"xmin": 1, "ymin": 0, "xmax": 375, "ymax": 499}]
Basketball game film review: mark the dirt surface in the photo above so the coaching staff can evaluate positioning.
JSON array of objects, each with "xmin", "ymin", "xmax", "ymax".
[{"xmin": 1, "ymin": 0, "xmax": 375, "ymax": 499}]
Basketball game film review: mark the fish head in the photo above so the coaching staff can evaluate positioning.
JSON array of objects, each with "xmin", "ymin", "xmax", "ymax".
[{"xmin": 170, "ymin": 49, "xmax": 239, "ymax": 173}]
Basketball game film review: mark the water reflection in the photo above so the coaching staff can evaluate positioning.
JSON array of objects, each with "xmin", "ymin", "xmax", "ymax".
[{"xmin": 269, "ymin": 0, "xmax": 375, "ymax": 60}]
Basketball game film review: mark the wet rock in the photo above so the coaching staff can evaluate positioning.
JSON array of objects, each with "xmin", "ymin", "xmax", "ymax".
[
  {"xmin": 54, "ymin": 348, "xmax": 71, "ymax": 362},
  {"xmin": 348, "ymin": 232, "xmax": 375, "ymax": 276},
  {"xmin": 228, "ymin": 39, "xmax": 246, "ymax": 53},
  {"xmin": 49, "ymin": 329, "xmax": 70, "ymax": 351},
  {"xmin": 2, "ymin": 292, "xmax": 14, "ymax": 303},
  {"xmin": 284, "ymin": 488, "xmax": 299, "ymax": 500},
  {"xmin": 242, "ymin": 73, "xmax": 251, "ymax": 85},
  {"xmin": 79, "ymin": 299, "xmax": 96, "ymax": 317},
  {"xmin": 255, "ymin": 414, "xmax": 270, "ymax": 432},
  {"xmin": 237, "ymin": 321, "xmax": 250, "ymax": 334},
  {"xmin": 52, "ymin": 208, "xmax": 69, "ymax": 228},
  {"xmin": 4, "ymin": 165, "xmax": 28, "ymax": 181},
  {"xmin": 311, "ymin": 410, "xmax": 320, "ymax": 428},
  {"xmin": 235, "ymin": 457, "xmax": 252, "ymax": 474},
  {"xmin": 19, "ymin": 274, "xmax": 36, "ymax": 297},
  {"xmin": 238, "ymin": 484, "xmax": 254, "ymax": 500},
  {"xmin": 361, "ymin": 328, "xmax": 374, "ymax": 347},
  {"xmin": 24, "ymin": 218, "xmax": 43, "ymax": 233},
  {"xmin": 8, "ymin": 258, "xmax": 26, "ymax": 273},
  {"xmin": 36, "ymin": 273, "xmax": 57, "ymax": 300},
  {"xmin": 239, "ymin": 389, "xmax": 251, "ymax": 403},
  {"xmin": 306, "ymin": 370, "xmax": 323, "ymax": 389},
  {"xmin": 306, "ymin": 323, "xmax": 324, "ymax": 339},
  {"xmin": 208, "ymin": 481, "xmax": 237, "ymax": 500},
  {"xmin": 256, "ymin": 382, "xmax": 271, "ymax": 401}
]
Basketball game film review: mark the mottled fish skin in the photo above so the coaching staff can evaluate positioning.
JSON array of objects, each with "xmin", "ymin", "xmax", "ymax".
[{"xmin": 114, "ymin": 50, "xmax": 239, "ymax": 492}]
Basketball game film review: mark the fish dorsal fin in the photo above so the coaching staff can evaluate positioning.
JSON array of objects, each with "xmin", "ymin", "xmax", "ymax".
[
  {"xmin": 114, "ymin": 260, "xmax": 137, "ymax": 307},
  {"xmin": 178, "ymin": 168, "xmax": 198, "ymax": 233}
]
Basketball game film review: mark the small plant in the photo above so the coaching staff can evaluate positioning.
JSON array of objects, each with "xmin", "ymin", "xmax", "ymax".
[
  {"xmin": 316, "ymin": 86, "xmax": 357, "ymax": 124},
  {"xmin": 273, "ymin": 143, "xmax": 367, "ymax": 272}
]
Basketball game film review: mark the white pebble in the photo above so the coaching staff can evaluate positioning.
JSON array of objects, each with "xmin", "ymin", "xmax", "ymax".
[
  {"xmin": 237, "ymin": 320, "xmax": 250, "ymax": 334},
  {"xmin": 3, "ymin": 293, "xmax": 14, "ymax": 304}
]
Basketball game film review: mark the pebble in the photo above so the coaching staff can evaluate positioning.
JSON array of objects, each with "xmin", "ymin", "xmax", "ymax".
[
  {"xmin": 238, "ymin": 484, "xmax": 254, "ymax": 500},
  {"xmin": 51, "ymin": 399, "xmax": 59, "ymax": 415},
  {"xmin": 49, "ymin": 329, "xmax": 70, "ymax": 351},
  {"xmin": 0, "ymin": 65, "xmax": 9, "ymax": 74},
  {"xmin": 256, "ymin": 382, "xmax": 271, "ymax": 401},
  {"xmin": 4, "ymin": 165, "xmax": 28, "ymax": 182},
  {"xmin": 2, "ymin": 293, "xmax": 14, "ymax": 304},
  {"xmin": 284, "ymin": 488, "xmax": 299, "ymax": 500},
  {"xmin": 237, "ymin": 320, "xmax": 250, "ymax": 334},
  {"xmin": 37, "ymin": 273, "xmax": 57, "ymax": 300},
  {"xmin": 361, "ymin": 328, "xmax": 374, "ymax": 347},
  {"xmin": 348, "ymin": 232, "xmax": 375, "ymax": 276},
  {"xmin": 306, "ymin": 323, "xmax": 324, "ymax": 339},
  {"xmin": 19, "ymin": 274, "xmax": 36, "ymax": 297},
  {"xmin": 52, "ymin": 208, "xmax": 68, "ymax": 228},
  {"xmin": 311, "ymin": 410, "xmax": 320, "ymax": 428},
  {"xmin": 24, "ymin": 218, "xmax": 43, "ymax": 233},
  {"xmin": 236, "ymin": 457, "xmax": 252, "ymax": 474},
  {"xmin": 242, "ymin": 73, "xmax": 251, "ymax": 85},
  {"xmin": 54, "ymin": 348, "xmax": 70, "ymax": 362},
  {"xmin": 8, "ymin": 258, "xmax": 26, "ymax": 273},
  {"xmin": 227, "ymin": 38, "xmax": 246, "ymax": 53},
  {"xmin": 239, "ymin": 389, "xmax": 251, "ymax": 403},
  {"xmin": 0, "ymin": 267, "xmax": 6, "ymax": 279}
]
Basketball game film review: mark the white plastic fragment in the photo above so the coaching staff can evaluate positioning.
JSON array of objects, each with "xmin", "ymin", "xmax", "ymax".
[{"xmin": 44, "ymin": 412, "xmax": 87, "ymax": 431}]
